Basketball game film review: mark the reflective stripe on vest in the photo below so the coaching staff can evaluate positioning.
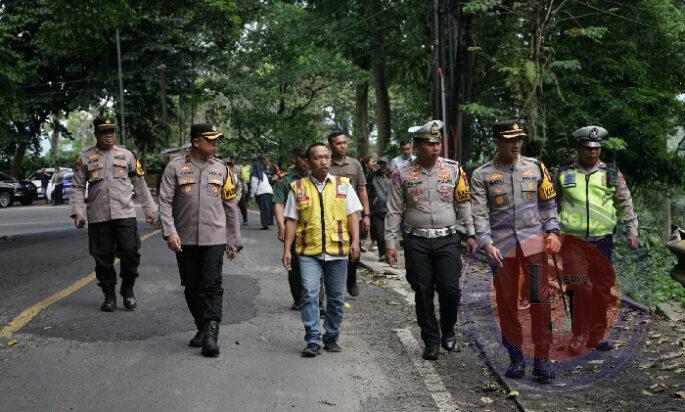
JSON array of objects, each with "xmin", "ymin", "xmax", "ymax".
[
  {"xmin": 558, "ymin": 169, "xmax": 617, "ymax": 237},
  {"xmin": 290, "ymin": 176, "xmax": 350, "ymax": 256}
]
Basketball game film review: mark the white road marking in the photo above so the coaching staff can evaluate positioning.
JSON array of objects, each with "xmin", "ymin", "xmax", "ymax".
[{"xmin": 395, "ymin": 327, "xmax": 462, "ymax": 412}]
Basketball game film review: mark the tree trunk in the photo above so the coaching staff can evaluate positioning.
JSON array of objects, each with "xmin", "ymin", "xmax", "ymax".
[
  {"xmin": 49, "ymin": 112, "xmax": 62, "ymax": 158},
  {"xmin": 10, "ymin": 140, "xmax": 27, "ymax": 178},
  {"xmin": 354, "ymin": 81, "xmax": 369, "ymax": 159},
  {"xmin": 373, "ymin": 60, "xmax": 391, "ymax": 157}
]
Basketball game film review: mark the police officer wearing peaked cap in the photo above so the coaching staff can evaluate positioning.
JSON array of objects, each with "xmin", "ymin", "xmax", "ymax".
[
  {"xmin": 385, "ymin": 120, "xmax": 478, "ymax": 361},
  {"xmin": 554, "ymin": 125, "xmax": 639, "ymax": 356},
  {"xmin": 70, "ymin": 116, "xmax": 156, "ymax": 312},
  {"xmin": 470, "ymin": 119, "xmax": 561, "ymax": 383},
  {"xmin": 158, "ymin": 123, "xmax": 242, "ymax": 357}
]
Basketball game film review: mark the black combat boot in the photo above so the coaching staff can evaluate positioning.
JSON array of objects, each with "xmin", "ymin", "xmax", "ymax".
[
  {"xmin": 532, "ymin": 358, "xmax": 555, "ymax": 384},
  {"xmin": 201, "ymin": 321, "xmax": 220, "ymax": 357},
  {"xmin": 422, "ymin": 343, "xmax": 440, "ymax": 361},
  {"xmin": 441, "ymin": 326, "xmax": 458, "ymax": 353},
  {"xmin": 120, "ymin": 281, "xmax": 137, "ymax": 310},
  {"xmin": 505, "ymin": 349, "xmax": 526, "ymax": 379},
  {"xmin": 189, "ymin": 331, "xmax": 206, "ymax": 347},
  {"xmin": 100, "ymin": 285, "xmax": 117, "ymax": 312}
]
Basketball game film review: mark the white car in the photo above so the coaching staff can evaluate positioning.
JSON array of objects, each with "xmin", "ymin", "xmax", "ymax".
[{"xmin": 27, "ymin": 167, "xmax": 73, "ymax": 199}]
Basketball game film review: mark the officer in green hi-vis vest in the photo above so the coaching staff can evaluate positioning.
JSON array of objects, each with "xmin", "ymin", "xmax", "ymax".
[{"xmin": 554, "ymin": 125, "xmax": 639, "ymax": 356}]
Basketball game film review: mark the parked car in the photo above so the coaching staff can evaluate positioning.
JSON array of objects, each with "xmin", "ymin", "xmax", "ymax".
[
  {"xmin": 45, "ymin": 172, "xmax": 74, "ymax": 202},
  {"xmin": 0, "ymin": 172, "xmax": 37, "ymax": 207},
  {"xmin": 27, "ymin": 167, "xmax": 73, "ymax": 199}
]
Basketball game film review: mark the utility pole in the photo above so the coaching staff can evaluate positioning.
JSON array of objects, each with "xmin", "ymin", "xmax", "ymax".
[
  {"xmin": 116, "ymin": 29, "xmax": 127, "ymax": 147},
  {"xmin": 432, "ymin": 0, "xmax": 441, "ymax": 120},
  {"xmin": 158, "ymin": 64, "xmax": 169, "ymax": 142}
]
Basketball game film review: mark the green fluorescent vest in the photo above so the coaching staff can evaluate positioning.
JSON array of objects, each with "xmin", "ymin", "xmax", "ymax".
[{"xmin": 558, "ymin": 169, "xmax": 617, "ymax": 237}]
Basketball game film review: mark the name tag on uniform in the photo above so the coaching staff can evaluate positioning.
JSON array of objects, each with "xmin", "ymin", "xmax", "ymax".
[
  {"xmin": 563, "ymin": 173, "xmax": 576, "ymax": 188},
  {"xmin": 337, "ymin": 184, "xmax": 348, "ymax": 198}
]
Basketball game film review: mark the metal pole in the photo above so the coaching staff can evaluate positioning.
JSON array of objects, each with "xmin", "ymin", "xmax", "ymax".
[
  {"xmin": 116, "ymin": 29, "xmax": 126, "ymax": 146},
  {"xmin": 158, "ymin": 64, "xmax": 169, "ymax": 141},
  {"xmin": 433, "ymin": 0, "xmax": 441, "ymax": 119},
  {"xmin": 439, "ymin": 67, "xmax": 448, "ymax": 157}
]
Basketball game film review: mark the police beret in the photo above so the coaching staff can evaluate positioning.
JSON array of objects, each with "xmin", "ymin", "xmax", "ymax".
[
  {"xmin": 493, "ymin": 120, "xmax": 526, "ymax": 139},
  {"xmin": 190, "ymin": 124, "xmax": 224, "ymax": 140},
  {"xmin": 572, "ymin": 126, "xmax": 607, "ymax": 148},
  {"xmin": 93, "ymin": 116, "xmax": 117, "ymax": 131},
  {"xmin": 408, "ymin": 120, "xmax": 444, "ymax": 143}
]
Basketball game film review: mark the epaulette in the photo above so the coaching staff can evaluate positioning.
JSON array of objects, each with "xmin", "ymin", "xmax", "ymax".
[
  {"xmin": 441, "ymin": 158, "xmax": 460, "ymax": 168},
  {"xmin": 557, "ymin": 159, "xmax": 576, "ymax": 172},
  {"xmin": 473, "ymin": 162, "xmax": 490, "ymax": 174},
  {"xmin": 522, "ymin": 156, "xmax": 540, "ymax": 165}
]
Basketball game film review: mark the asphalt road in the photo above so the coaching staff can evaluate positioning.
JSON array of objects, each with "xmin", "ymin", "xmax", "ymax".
[{"xmin": 0, "ymin": 205, "xmax": 519, "ymax": 411}]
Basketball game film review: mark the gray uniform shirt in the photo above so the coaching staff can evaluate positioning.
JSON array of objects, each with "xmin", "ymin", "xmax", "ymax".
[
  {"xmin": 69, "ymin": 145, "xmax": 155, "ymax": 224},
  {"xmin": 471, "ymin": 156, "xmax": 559, "ymax": 257},
  {"xmin": 158, "ymin": 155, "xmax": 241, "ymax": 246},
  {"xmin": 385, "ymin": 157, "xmax": 475, "ymax": 250}
]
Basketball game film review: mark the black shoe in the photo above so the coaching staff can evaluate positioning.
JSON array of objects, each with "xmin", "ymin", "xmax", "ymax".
[
  {"xmin": 201, "ymin": 321, "xmax": 220, "ymax": 357},
  {"xmin": 422, "ymin": 344, "xmax": 440, "ymax": 361},
  {"xmin": 189, "ymin": 331, "xmax": 205, "ymax": 347},
  {"xmin": 441, "ymin": 331, "xmax": 458, "ymax": 353},
  {"xmin": 532, "ymin": 359, "xmax": 555, "ymax": 384},
  {"xmin": 242, "ymin": 220, "xmax": 248, "ymax": 226},
  {"xmin": 347, "ymin": 283, "xmax": 359, "ymax": 297},
  {"xmin": 587, "ymin": 340, "xmax": 614, "ymax": 352},
  {"xmin": 100, "ymin": 285, "xmax": 116, "ymax": 312},
  {"xmin": 301, "ymin": 343, "xmax": 321, "ymax": 357},
  {"xmin": 260, "ymin": 226, "xmax": 269, "ymax": 230},
  {"xmin": 323, "ymin": 341, "xmax": 342, "ymax": 352},
  {"xmin": 290, "ymin": 302, "xmax": 300, "ymax": 311},
  {"xmin": 505, "ymin": 357, "xmax": 526, "ymax": 379},
  {"xmin": 120, "ymin": 283, "xmax": 137, "ymax": 310}
]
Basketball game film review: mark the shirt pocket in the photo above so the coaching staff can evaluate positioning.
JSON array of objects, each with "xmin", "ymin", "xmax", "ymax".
[
  {"xmin": 87, "ymin": 163, "xmax": 104, "ymax": 183},
  {"xmin": 487, "ymin": 189, "xmax": 509, "ymax": 209},
  {"xmin": 436, "ymin": 181, "xmax": 454, "ymax": 202},
  {"xmin": 207, "ymin": 178, "xmax": 222, "ymax": 198},
  {"xmin": 178, "ymin": 177, "xmax": 197, "ymax": 196},
  {"xmin": 113, "ymin": 159, "xmax": 129, "ymax": 179},
  {"xmin": 406, "ymin": 184, "xmax": 424, "ymax": 206},
  {"xmin": 522, "ymin": 180, "xmax": 537, "ymax": 201}
]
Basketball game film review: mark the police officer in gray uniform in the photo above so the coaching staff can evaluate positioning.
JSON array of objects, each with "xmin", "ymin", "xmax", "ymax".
[
  {"xmin": 470, "ymin": 120, "xmax": 561, "ymax": 383},
  {"xmin": 70, "ymin": 116, "xmax": 156, "ymax": 312},
  {"xmin": 158, "ymin": 124, "xmax": 241, "ymax": 357},
  {"xmin": 385, "ymin": 120, "xmax": 478, "ymax": 361}
]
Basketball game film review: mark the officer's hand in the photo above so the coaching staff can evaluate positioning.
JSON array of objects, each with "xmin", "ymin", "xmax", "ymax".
[
  {"xmin": 226, "ymin": 245, "xmax": 238, "ymax": 260},
  {"xmin": 385, "ymin": 249, "xmax": 398, "ymax": 266},
  {"xmin": 362, "ymin": 215, "xmax": 371, "ymax": 231},
  {"xmin": 145, "ymin": 212, "xmax": 156, "ymax": 225},
  {"xmin": 466, "ymin": 238, "xmax": 478, "ymax": 257},
  {"xmin": 282, "ymin": 250, "xmax": 292, "ymax": 271},
  {"xmin": 545, "ymin": 232, "xmax": 561, "ymax": 255},
  {"xmin": 485, "ymin": 244, "xmax": 504, "ymax": 269},
  {"xmin": 166, "ymin": 234, "xmax": 182, "ymax": 252},
  {"xmin": 628, "ymin": 235, "xmax": 640, "ymax": 250},
  {"xmin": 73, "ymin": 213, "xmax": 86, "ymax": 229},
  {"xmin": 350, "ymin": 242, "xmax": 361, "ymax": 262}
]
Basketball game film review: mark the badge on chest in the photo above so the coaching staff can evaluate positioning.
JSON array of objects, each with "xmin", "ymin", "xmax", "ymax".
[{"xmin": 562, "ymin": 173, "xmax": 576, "ymax": 188}]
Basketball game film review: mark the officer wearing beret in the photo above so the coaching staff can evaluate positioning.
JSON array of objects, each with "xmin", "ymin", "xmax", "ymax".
[
  {"xmin": 70, "ymin": 116, "xmax": 156, "ymax": 312},
  {"xmin": 554, "ymin": 126, "xmax": 639, "ymax": 356},
  {"xmin": 158, "ymin": 124, "xmax": 242, "ymax": 357},
  {"xmin": 385, "ymin": 120, "xmax": 478, "ymax": 361},
  {"xmin": 470, "ymin": 120, "xmax": 561, "ymax": 383}
]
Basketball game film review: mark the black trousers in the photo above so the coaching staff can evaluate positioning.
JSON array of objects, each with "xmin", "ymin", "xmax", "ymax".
[
  {"xmin": 256, "ymin": 193, "xmax": 274, "ymax": 226},
  {"xmin": 88, "ymin": 217, "xmax": 141, "ymax": 288},
  {"xmin": 494, "ymin": 246, "xmax": 552, "ymax": 359},
  {"xmin": 404, "ymin": 233, "xmax": 462, "ymax": 345},
  {"xmin": 370, "ymin": 213, "xmax": 386, "ymax": 257},
  {"xmin": 53, "ymin": 183, "xmax": 64, "ymax": 205},
  {"xmin": 238, "ymin": 184, "xmax": 250, "ymax": 223},
  {"xmin": 175, "ymin": 245, "xmax": 225, "ymax": 329}
]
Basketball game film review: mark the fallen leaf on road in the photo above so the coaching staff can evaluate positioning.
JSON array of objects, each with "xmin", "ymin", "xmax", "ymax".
[
  {"xmin": 657, "ymin": 375, "xmax": 670, "ymax": 381},
  {"xmin": 343, "ymin": 302, "xmax": 351, "ymax": 309},
  {"xmin": 641, "ymin": 389, "xmax": 654, "ymax": 396},
  {"xmin": 661, "ymin": 364, "xmax": 681, "ymax": 371},
  {"xmin": 649, "ymin": 383, "xmax": 669, "ymax": 394},
  {"xmin": 257, "ymin": 335, "xmax": 267, "ymax": 342},
  {"xmin": 507, "ymin": 390, "xmax": 519, "ymax": 398},
  {"xmin": 481, "ymin": 381, "xmax": 498, "ymax": 392},
  {"xmin": 674, "ymin": 368, "xmax": 685, "ymax": 374},
  {"xmin": 8, "ymin": 339, "xmax": 18, "ymax": 347},
  {"xmin": 639, "ymin": 361, "xmax": 656, "ymax": 369},
  {"xmin": 480, "ymin": 397, "xmax": 493, "ymax": 405},
  {"xmin": 674, "ymin": 391, "xmax": 685, "ymax": 399},
  {"xmin": 43, "ymin": 326, "xmax": 52, "ymax": 330},
  {"xmin": 649, "ymin": 333, "xmax": 662, "ymax": 339},
  {"xmin": 320, "ymin": 400, "xmax": 336, "ymax": 406},
  {"xmin": 386, "ymin": 300, "xmax": 400, "ymax": 305}
]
